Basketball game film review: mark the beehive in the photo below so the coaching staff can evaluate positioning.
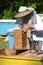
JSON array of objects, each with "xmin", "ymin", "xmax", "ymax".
[{"xmin": 13, "ymin": 29, "xmax": 28, "ymax": 50}]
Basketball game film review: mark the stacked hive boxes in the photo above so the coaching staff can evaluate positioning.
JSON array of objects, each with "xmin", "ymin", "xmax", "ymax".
[{"xmin": 13, "ymin": 29, "xmax": 27, "ymax": 50}]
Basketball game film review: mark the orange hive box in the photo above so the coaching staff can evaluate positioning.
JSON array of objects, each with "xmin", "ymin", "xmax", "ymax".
[{"xmin": 13, "ymin": 29, "xmax": 29, "ymax": 50}]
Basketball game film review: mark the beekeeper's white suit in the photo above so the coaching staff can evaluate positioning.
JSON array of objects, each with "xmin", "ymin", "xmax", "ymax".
[
  {"xmin": 32, "ymin": 15, "xmax": 43, "ymax": 51},
  {"xmin": 27, "ymin": 8, "xmax": 43, "ymax": 51}
]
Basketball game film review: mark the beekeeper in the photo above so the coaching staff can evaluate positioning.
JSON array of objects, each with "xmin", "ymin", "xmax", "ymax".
[{"xmin": 14, "ymin": 6, "xmax": 43, "ymax": 53}]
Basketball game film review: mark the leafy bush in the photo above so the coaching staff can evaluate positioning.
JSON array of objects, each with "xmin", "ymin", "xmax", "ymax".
[
  {"xmin": 2, "ymin": 5, "xmax": 13, "ymax": 19},
  {"xmin": 0, "ymin": 0, "xmax": 43, "ymax": 19}
]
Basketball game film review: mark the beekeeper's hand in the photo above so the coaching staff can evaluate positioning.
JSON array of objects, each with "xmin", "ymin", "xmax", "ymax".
[
  {"xmin": 23, "ymin": 24, "xmax": 35, "ymax": 32},
  {"xmin": 23, "ymin": 24, "xmax": 30, "ymax": 32}
]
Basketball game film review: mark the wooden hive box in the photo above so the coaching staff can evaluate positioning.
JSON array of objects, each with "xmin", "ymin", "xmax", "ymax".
[
  {"xmin": 0, "ymin": 48, "xmax": 16, "ymax": 56},
  {"xmin": 13, "ymin": 29, "xmax": 29, "ymax": 50},
  {"xmin": 14, "ymin": 29, "xmax": 27, "ymax": 39}
]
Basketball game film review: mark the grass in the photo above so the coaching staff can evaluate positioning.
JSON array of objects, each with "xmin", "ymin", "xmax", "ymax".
[{"xmin": 0, "ymin": 38, "xmax": 9, "ymax": 49}]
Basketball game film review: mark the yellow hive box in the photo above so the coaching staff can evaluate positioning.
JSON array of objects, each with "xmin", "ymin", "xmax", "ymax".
[{"xmin": 0, "ymin": 56, "xmax": 42, "ymax": 65}]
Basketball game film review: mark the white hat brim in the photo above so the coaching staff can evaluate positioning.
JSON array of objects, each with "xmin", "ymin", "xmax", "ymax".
[{"xmin": 14, "ymin": 10, "xmax": 33, "ymax": 18}]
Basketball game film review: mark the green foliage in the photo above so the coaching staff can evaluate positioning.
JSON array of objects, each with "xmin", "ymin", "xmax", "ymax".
[
  {"xmin": 2, "ymin": 5, "xmax": 13, "ymax": 19},
  {"xmin": 0, "ymin": 0, "xmax": 43, "ymax": 19},
  {"xmin": 28, "ymin": 3, "xmax": 37, "ymax": 9},
  {"xmin": 0, "ymin": 38, "xmax": 9, "ymax": 49}
]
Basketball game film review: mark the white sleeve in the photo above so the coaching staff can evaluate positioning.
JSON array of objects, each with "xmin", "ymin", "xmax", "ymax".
[
  {"xmin": 34, "ymin": 23, "xmax": 43, "ymax": 30},
  {"xmin": 36, "ymin": 15, "xmax": 42, "ymax": 24},
  {"xmin": 34, "ymin": 14, "xmax": 43, "ymax": 30}
]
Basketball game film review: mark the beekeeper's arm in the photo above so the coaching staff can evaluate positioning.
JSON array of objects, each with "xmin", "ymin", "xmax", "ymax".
[
  {"xmin": 23, "ymin": 24, "xmax": 35, "ymax": 32},
  {"xmin": 23, "ymin": 23, "xmax": 43, "ymax": 32}
]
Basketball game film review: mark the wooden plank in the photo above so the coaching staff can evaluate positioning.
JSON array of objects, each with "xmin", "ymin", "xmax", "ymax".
[{"xmin": 0, "ymin": 48, "xmax": 16, "ymax": 56}]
